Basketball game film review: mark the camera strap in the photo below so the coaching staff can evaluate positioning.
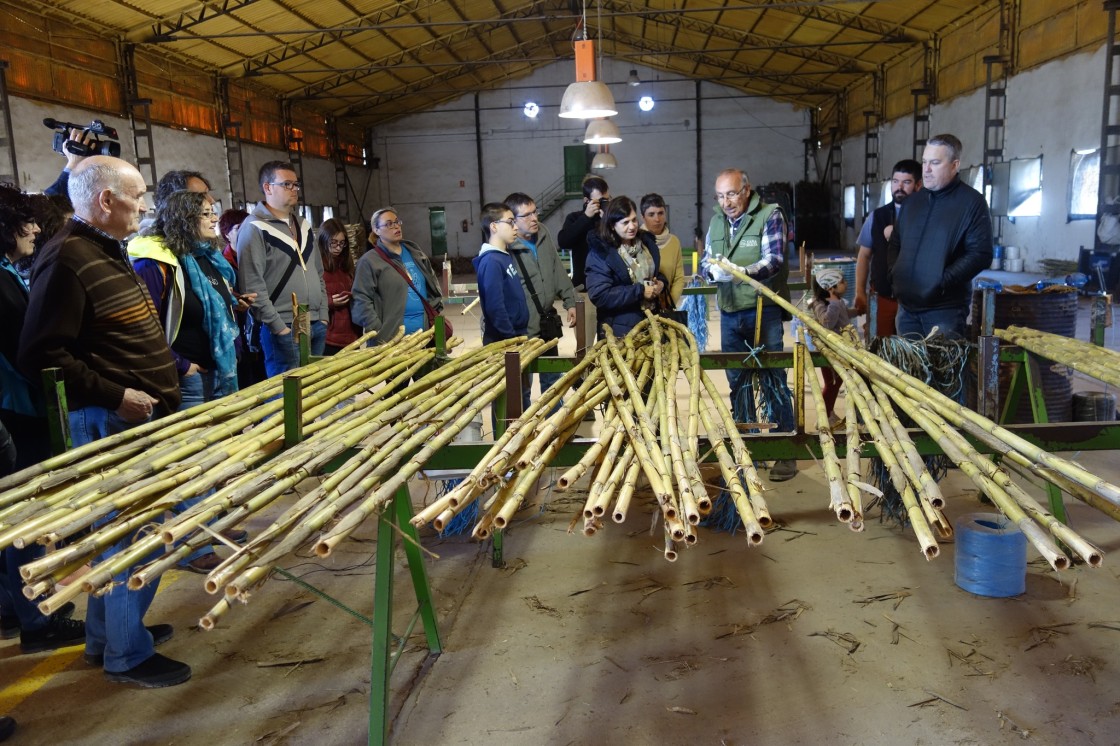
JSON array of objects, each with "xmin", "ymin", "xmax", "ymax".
[{"xmin": 510, "ymin": 249, "xmax": 549, "ymax": 318}]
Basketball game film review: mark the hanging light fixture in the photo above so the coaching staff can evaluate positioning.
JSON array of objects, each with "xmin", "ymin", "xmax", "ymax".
[
  {"xmin": 558, "ymin": 2, "xmax": 617, "ymax": 119},
  {"xmin": 583, "ymin": 118, "xmax": 621, "ymax": 144},
  {"xmin": 591, "ymin": 145, "xmax": 617, "ymax": 169},
  {"xmin": 627, "ymin": 69, "xmax": 641, "ymax": 87}
]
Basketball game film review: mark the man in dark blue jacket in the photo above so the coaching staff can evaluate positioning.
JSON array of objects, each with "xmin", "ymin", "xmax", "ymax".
[{"xmin": 889, "ymin": 134, "xmax": 993, "ymax": 338}]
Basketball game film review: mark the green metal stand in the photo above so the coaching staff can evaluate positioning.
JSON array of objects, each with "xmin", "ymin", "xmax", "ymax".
[
  {"xmin": 41, "ymin": 367, "xmax": 71, "ymax": 455},
  {"xmin": 279, "ymin": 373, "xmax": 442, "ymax": 746},
  {"xmin": 1000, "ymin": 350, "xmax": 1068, "ymax": 524},
  {"xmin": 369, "ymin": 485, "xmax": 443, "ymax": 746}
]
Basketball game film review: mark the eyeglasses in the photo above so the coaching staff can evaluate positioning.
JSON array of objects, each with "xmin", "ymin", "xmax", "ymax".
[
  {"xmin": 377, "ymin": 219, "xmax": 403, "ymax": 229},
  {"xmin": 715, "ymin": 188, "xmax": 746, "ymax": 202},
  {"xmin": 201, "ymin": 211, "xmax": 219, "ymax": 219},
  {"xmin": 515, "ymin": 210, "xmax": 539, "ymax": 219},
  {"xmin": 496, "ymin": 218, "xmax": 517, "ymax": 227},
  {"xmin": 268, "ymin": 181, "xmax": 302, "ymax": 191},
  {"xmin": 328, "ymin": 239, "xmax": 347, "ymax": 248}
]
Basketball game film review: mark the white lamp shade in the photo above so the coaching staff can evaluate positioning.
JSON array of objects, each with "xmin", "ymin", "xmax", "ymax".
[
  {"xmin": 591, "ymin": 151, "xmax": 618, "ymax": 169},
  {"xmin": 558, "ymin": 81, "xmax": 618, "ymax": 119},
  {"xmin": 583, "ymin": 119, "xmax": 621, "ymax": 145}
]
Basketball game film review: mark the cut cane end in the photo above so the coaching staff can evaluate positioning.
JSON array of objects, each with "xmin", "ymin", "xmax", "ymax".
[{"xmin": 923, "ymin": 544, "xmax": 940, "ymax": 560}]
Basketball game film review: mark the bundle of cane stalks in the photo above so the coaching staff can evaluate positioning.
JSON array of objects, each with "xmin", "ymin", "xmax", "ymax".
[
  {"xmin": 0, "ymin": 328, "xmax": 560, "ymax": 629},
  {"xmin": 715, "ymin": 258, "xmax": 1116, "ymax": 570},
  {"xmin": 412, "ymin": 313, "xmax": 802, "ymax": 562}
]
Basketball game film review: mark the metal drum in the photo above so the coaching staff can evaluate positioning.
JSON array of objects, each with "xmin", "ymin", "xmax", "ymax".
[{"xmin": 970, "ymin": 286, "xmax": 1078, "ymax": 423}]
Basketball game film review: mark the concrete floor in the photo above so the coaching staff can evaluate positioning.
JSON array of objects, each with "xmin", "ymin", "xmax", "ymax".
[{"xmin": 1, "ymin": 292, "xmax": 1118, "ymax": 745}]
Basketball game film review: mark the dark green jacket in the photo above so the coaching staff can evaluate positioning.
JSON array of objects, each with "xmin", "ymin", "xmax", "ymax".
[{"xmin": 706, "ymin": 194, "xmax": 790, "ymax": 313}]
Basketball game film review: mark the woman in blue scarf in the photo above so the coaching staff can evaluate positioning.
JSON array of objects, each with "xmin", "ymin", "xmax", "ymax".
[
  {"xmin": 130, "ymin": 190, "xmax": 244, "ymax": 408},
  {"xmin": 129, "ymin": 190, "xmax": 248, "ymax": 573}
]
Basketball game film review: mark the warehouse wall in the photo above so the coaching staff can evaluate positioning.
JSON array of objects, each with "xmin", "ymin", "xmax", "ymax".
[
  {"xmin": 6, "ymin": 96, "xmax": 382, "ymax": 221},
  {"xmin": 5, "ymin": 44, "xmax": 1109, "ymax": 269},
  {"xmin": 841, "ymin": 43, "xmax": 1105, "ymax": 269},
  {"xmin": 368, "ymin": 59, "xmax": 810, "ymax": 257}
]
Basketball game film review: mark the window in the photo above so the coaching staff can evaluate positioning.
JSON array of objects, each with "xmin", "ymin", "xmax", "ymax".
[
  {"xmin": 843, "ymin": 184, "xmax": 856, "ymax": 223},
  {"xmin": 1007, "ymin": 156, "xmax": 1043, "ymax": 218},
  {"xmin": 1068, "ymin": 148, "xmax": 1099, "ymax": 220},
  {"xmin": 879, "ymin": 179, "xmax": 892, "ymax": 207},
  {"xmin": 322, "ymin": 205, "xmax": 334, "ymax": 221}
]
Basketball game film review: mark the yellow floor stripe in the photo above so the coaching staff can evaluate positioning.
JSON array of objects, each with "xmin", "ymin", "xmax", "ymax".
[{"xmin": 0, "ymin": 647, "xmax": 82, "ymax": 712}]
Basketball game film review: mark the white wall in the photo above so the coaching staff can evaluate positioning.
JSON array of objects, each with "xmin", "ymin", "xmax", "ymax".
[
  {"xmin": 370, "ymin": 60, "xmax": 810, "ymax": 257},
  {"xmin": 843, "ymin": 45, "xmax": 1105, "ymax": 268}
]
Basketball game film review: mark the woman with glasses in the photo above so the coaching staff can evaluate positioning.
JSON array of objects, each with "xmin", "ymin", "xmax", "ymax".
[
  {"xmin": 352, "ymin": 207, "xmax": 444, "ymax": 345},
  {"xmin": 585, "ymin": 196, "xmax": 666, "ymax": 338},
  {"xmin": 129, "ymin": 190, "xmax": 243, "ymax": 408},
  {"xmin": 318, "ymin": 218, "xmax": 360, "ymax": 354}
]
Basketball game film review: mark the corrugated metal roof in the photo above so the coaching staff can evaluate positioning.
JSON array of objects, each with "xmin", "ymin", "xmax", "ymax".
[{"xmin": 7, "ymin": 1, "xmax": 1013, "ymax": 127}]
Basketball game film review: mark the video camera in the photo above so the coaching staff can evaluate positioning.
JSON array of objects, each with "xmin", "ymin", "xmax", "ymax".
[{"xmin": 43, "ymin": 118, "xmax": 122, "ymax": 158}]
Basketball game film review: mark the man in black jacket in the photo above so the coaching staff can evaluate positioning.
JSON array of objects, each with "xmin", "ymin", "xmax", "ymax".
[
  {"xmin": 889, "ymin": 134, "xmax": 992, "ymax": 338},
  {"xmin": 854, "ymin": 158, "xmax": 920, "ymax": 337},
  {"xmin": 557, "ymin": 175, "xmax": 609, "ymax": 291}
]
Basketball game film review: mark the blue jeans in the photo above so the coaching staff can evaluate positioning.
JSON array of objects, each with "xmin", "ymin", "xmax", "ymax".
[
  {"xmin": 70, "ymin": 406, "xmax": 160, "ymax": 672},
  {"xmin": 259, "ymin": 320, "xmax": 327, "ymax": 378},
  {"xmin": 177, "ymin": 370, "xmax": 221, "ymax": 565},
  {"xmin": 178, "ymin": 369, "xmax": 215, "ymax": 411},
  {"xmin": 720, "ymin": 305, "xmax": 793, "ymax": 432},
  {"xmin": 896, "ymin": 305, "xmax": 968, "ymax": 339},
  {"xmin": 0, "ymin": 544, "xmax": 50, "ymax": 630}
]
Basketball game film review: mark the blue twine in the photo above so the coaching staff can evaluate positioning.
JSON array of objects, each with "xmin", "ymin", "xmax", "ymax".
[
  {"xmin": 437, "ymin": 478, "xmax": 479, "ymax": 537},
  {"xmin": 700, "ymin": 477, "xmax": 744, "ymax": 534},
  {"xmin": 683, "ymin": 277, "xmax": 709, "ymax": 351},
  {"xmin": 954, "ymin": 513, "xmax": 1027, "ymax": 597}
]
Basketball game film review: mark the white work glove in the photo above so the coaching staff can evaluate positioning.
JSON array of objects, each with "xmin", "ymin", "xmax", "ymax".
[{"xmin": 707, "ymin": 263, "xmax": 734, "ymax": 283}]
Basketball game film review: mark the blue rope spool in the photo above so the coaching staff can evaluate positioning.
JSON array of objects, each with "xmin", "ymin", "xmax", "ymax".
[{"xmin": 954, "ymin": 513, "xmax": 1027, "ymax": 597}]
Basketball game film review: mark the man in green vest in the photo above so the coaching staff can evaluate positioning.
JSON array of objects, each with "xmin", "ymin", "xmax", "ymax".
[{"xmin": 703, "ymin": 168, "xmax": 797, "ymax": 482}]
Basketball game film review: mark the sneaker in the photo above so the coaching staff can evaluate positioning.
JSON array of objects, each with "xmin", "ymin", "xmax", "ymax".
[
  {"xmin": 769, "ymin": 459, "xmax": 799, "ymax": 482},
  {"xmin": 1, "ymin": 601, "xmax": 75, "ymax": 640},
  {"xmin": 0, "ymin": 715, "xmax": 15, "ymax": 742},
  {"xmin": 185, "ymin": 552, "xmax": 223, "ymax": 574},
  {"xmin": 219, "ymin": 528, "xmax": 248, "ymax": 544},
  {"xmin": 105, "ymin": 653, "xmax": 191, "ymax": 689},
  {"xmin": 84, "ymin": 624, "xmax": 174, "ymax": 668},
  {"xmin": 19, "ymin": 616, "xmax": 86, "ymax": 654}
]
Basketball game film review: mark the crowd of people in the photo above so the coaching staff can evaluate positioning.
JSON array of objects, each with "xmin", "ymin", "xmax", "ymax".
[{"xmin": 0, "ymin": 128, "xmax": 991, "ymax": 738}]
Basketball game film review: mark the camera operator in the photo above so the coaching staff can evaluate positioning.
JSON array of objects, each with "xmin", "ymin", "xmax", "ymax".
[
  {"xmin": 43, "ymin": 128, "xmax": 96, "ymax": 199},
  {"xmin": 557, "ymin": 175, "xmax": 610, "ymax": 291}
]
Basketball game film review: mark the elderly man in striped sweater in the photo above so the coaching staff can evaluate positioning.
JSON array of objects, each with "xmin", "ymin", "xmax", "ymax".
[{"xmin": 19, "ymin": 156, "xmax": 188, "ymax": 689}]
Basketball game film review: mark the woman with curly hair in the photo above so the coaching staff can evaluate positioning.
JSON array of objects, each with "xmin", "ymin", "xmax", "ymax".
[
  {"xmin": 129, "ymin": 190, "xmax": 245, "ymax": 407},
  {"xmin": 317, "ymin": 218, "xmax": 360, "ymax": 354},
  {"xmin": 0, "ymin": 185, "xmax": 47, "ymax": 465}
]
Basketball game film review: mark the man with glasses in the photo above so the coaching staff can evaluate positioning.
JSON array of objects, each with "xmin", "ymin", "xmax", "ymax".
[
  {"xmin": 237, "ymin": 160, "xmax": 327, "ymax": 376},
  {"xmin": 504, "ymin": 192, "xmax": 577, "ymax": 408},
  {"xmin": 702, "ymin": 168, "xmax": 797, "ymax": 482}
]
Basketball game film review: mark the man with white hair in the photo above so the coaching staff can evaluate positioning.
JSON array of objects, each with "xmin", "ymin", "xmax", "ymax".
[
  {"xmin": 702, "ymin": 167, "xmax": 797, "ymax": 482},
  {"xmin": 19, "ymin": 156, "xmax": 188, "ymax": 688}
]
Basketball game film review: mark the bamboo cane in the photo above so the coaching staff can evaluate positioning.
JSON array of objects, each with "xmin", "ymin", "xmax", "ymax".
[{"xmin": 798, "ymin": 328, "xmax": 854, "ymax": 522}]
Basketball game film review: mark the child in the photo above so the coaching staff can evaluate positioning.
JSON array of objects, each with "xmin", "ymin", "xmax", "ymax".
[
  {"xmin": 473, "ymin": 203, "xmax": 529, "ymax": 344},
  {"xmin": 811, "ymin": 267, "xmax": 852, "ymax": 430},
  {"xmin": 474, "ymin": 203, "xmax": 530, "ymax": 433}
]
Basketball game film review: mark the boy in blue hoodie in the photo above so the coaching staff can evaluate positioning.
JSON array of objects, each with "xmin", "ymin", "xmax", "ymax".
[{"xmin": 473, "ymin": 203, "xmax": 529, "ymax": 343}]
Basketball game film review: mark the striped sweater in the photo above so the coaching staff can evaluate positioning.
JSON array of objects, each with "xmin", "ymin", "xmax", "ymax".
[{"xmin": 18, "ymin": 219, "xmax": 180, "ymax": 415}]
